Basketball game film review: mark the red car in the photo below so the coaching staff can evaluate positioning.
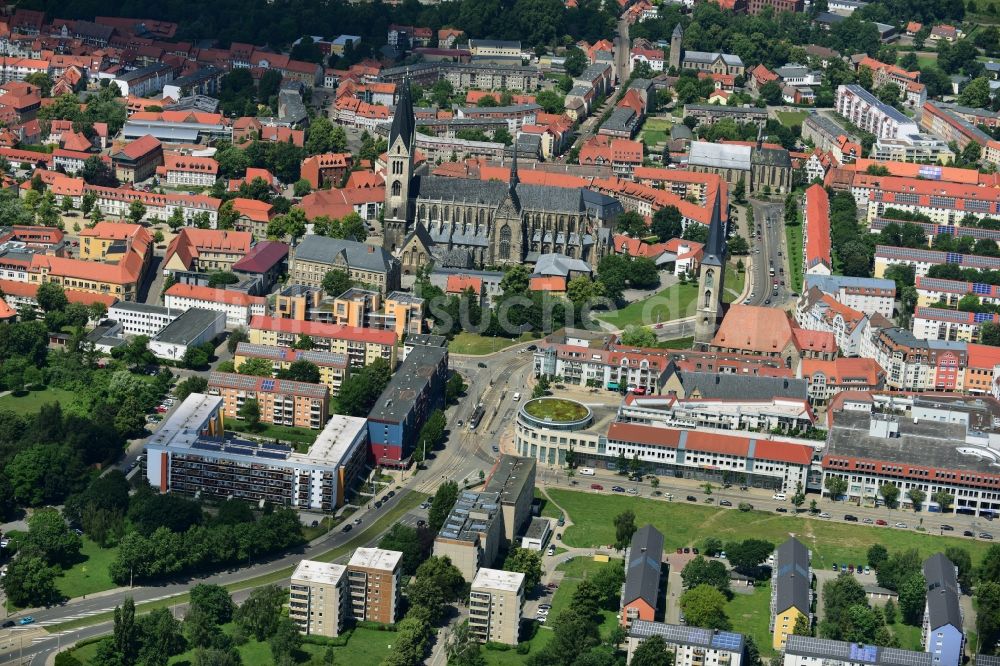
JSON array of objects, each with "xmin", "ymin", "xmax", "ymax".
[
  {"xmin": 590, "ymin": 483, "xmax": 604, "ymax": 491},
  {"xmin": 875, "ymin": 519, "xmax": 888, "ymax": 526}
]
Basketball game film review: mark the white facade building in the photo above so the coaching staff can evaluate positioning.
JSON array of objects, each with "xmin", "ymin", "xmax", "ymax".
[{"xmin": 108, "ymin": 302, "xmax": 179, "ymax": 337}]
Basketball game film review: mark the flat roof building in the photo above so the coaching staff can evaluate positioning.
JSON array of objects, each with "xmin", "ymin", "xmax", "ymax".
[
  {"xmin": 346, "ymin": 548, "xmax": 403, "ymax": 624},
  {"xmin": 145, "ymin": 394, "xmax": 368, "ymax": 509},
  {"xmin": 433, "ymin": 490, "xmax": 504, "ymax": 582},
  {"xmin": 149, "ymin": 307, "xmax": 226, "ymax": 361},
  {"xmin": 469, "ymin": 568, "xmax": 525, "ymax": 646},
  {"xmin": 289, "ymin": 560, "xmax": 348, "ymax": 637}
]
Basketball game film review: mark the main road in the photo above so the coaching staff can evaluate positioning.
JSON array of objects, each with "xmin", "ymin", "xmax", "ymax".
[
  {"xmin": 0, "ymin": 346, "xmax": 536, "ymax": 665},
  {"xmin": 745, "ymin": 199, "xmax": 793, "ymax": 307}
]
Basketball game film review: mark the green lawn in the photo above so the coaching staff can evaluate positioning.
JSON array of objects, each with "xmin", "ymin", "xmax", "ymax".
[
  {"xmin": 69, "ymin": 623, "xmax": 398, "ymax": 665},
  {"xmin": 916, "ymin": 54, "xmax": 938, "ymax": 69},
  {"xmin": 785, "ymin": 222, "xmax": 804, "ymax": 293},
  {"xmin": 548, "ymin": 556, "xmax": 622, "ymax": 636},
  {"xmin": 226, "ymin": 419, "xmax": 318, "ymax": 448},
  {"xmin": 724, "ymin": 263, "xmax": 746, "ymax": 303},
  {"xmin": 726, "ymin": 582, "xmax": 776, "ymax": 656},
  {"xmin": 534, "ymin": 488, "xmax": 562, "ymax": 519},
  {"xmin": 449, "ymin": 331, "xmax": 536, "ymax": 355},
  {"xmin": 549, "ymin": 489, "xmax": 996, "ymax": 570},
  {"xmin": 640, "ymin": 117, "xmax": 672, "ymax": 146},
  {"xmin": 890, "ymin": 621, "xmax": 923, "ymax": 651},
  {"xmin": 776, "ymin": 111, "xmax": 809, "ymax": 129},
  {"xmin": 599, "ymin": 281, "xmax": 699, "ymax": 329},
  {"xmin": 57, "ymin": 539, "xmax": 119, "ymax": 600},
  {"xmin": 484, "ymin": 630, "xmax": 553, "ymax": 665},
  {"xmin": 0, "ymin": 387, "xmax": 79, "ymax": 415}
]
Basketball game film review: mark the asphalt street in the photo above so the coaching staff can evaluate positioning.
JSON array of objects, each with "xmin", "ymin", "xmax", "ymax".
[{"xmin": 745, "ymin": 199, "xmax": 793, "ymax": 307}]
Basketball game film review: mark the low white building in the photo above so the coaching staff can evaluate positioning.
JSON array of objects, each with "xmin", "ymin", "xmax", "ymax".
[
  {"xmin": 163, "ymin": 283, "xmax": 266, "ymax": 329},
  {"xmin": 108, "ymin": 302, "xmax": 180, "ymax": 337},
  {"xmin": 148, "ymin": 308, "xmax": 226, "ymax": 361}
]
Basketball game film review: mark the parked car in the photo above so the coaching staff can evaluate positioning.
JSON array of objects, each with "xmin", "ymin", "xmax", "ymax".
[
  {"xmin": 704, "ymin": 497, "xmax": 715, "ymax": 503},
  {"xmin": 848, "ymin": 564, "xmax": 854, "ymax": 573},
  {"xmin": 627, "ymin": 488, "xmax": 639, "ymax": 496},
  {"xmin": 844, "ymin": 515, "xmax": 858, "ymax": 522},
  {"xmin": 538, "ymin": 604, "xmax": 552, "ymax": 611},
  {"xmin": 1, "ymin": 620, "xmax": 12, "ymax": 628},
  {"xmin": 875, "ymin": 519, "xmax": 888, "ymax": 526},
  {"xmin": 611, "ymin": 486, "xmax": 625, "ymax": 493},
  {"xmin": 591, "ymin": 484, "xmax": 604, "ymax": 491},
  {"xmin": 832, "ymin": 563, "xmax": 839, "ymax": 571},
  {"xmin": 862, "ymin": 518, "xmax": 874, "ymax": 524},
  {"xmin": 417, "ymin": 520, "xmax": 426, "ymax": 528},
  {"xmin": 720, "ymin": 500, "xmax": 732, "ymax": 507},
  {"xmin": 686, "ymin": 495, "xmax": 697, "ymax": 502},
  {"xmin": 981, "ymin": 532, "xmax": 995, "ymax": 540},
  {"xmin": 940, "ymin": 524, "xmax": 954, "ymax": 531},
  {"xmin": 818, "ymin": 512, "xmax": 831, "ymax": 518},
  {"xmin": 18, "ymin": 618, "xmax": 33, "ymax": 626},
  {"xmin": 374, "ymin": 501, "xmax": 383, "ymax": 509},
  {"xmin": 354, "ymin": 518, "xmax": 362, "ymax": 525},
  {"xmin": 894, "ymin": 522, "xmax": 908, "ymax": 529},
  {"xmin": 964, "ymin": 530, "xmax": 975, "ymax": 537},
  {"xmin": 547, "ymin": 545, "xmax": 556, "ymax": 556},
  {"xmin": 775, "ymin": 507, "xmax": 788, "ymax": 513}
]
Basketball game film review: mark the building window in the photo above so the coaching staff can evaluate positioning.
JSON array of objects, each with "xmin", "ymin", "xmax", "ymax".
[{"xmin": 499, "ymin": 226, "xmax": 511, "ymax": 260}]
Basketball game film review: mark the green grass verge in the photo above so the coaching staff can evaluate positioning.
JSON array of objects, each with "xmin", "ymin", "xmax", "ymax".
[
  {"xmin": 549, "ymin": 556, "xmax": 621, "ymax": 636},
  {"xmin": 449, "ymin": 331, "xmax": 536, "ymax": 355},
  {"xmin": 724, "ymin": 263, "xmax": 746, "ymax": 304},
  {"xmin": 549, "ymin": 489, "xmax": 995, "ymax": 570},
  {"xmin": 776, "ymin": 110, "xmax": 809, "ymax": 128},
  {"xmin": 69, "ymin": 622, "xmax": 398, "ymax": 665},
  {"xmin": 226, "ymin": 419, "xmax": 318, "ymax": 447},
  {"xmin": 47, "ymin": 492, "xmax": 428, "ymax": 634},
  {"xmin": 0, "ymin": 387, "xmax": 79, "ymax": 414},
  {"xmin": 785, "ymin": 222, "xmax": 803, "ymax": 293},
  {"xmin": 57, "ymin": 539, "xmax": 119, "ymax": 600},
  {"xmin": 534, "ymin": 488, "xmax": 562, "ymax": 519},
  {"xmin": 890, "ymin": 620, "xmax": 923, "ymax": 651},
  {"xmin": 523, "ymin": 398, "xmax": 588, "ymax": 421},
  {"xmin": 598, "ymin": 281, "xmax": 699, "ymax": 329},
  {"xmin": 726, "ymin": 582, "xmax": 776, "ymax": 656}
]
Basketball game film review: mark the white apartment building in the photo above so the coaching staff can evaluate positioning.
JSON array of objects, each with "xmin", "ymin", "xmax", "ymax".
[
  {"xmin": 162, "ymin": 156, "xmax": 219, "ymax": 187},
  {"xmin": 108, "ymin": 301, "xmax": 179, "ymax": 337},
  {"xmin": 469, "ymin": 568, "xmax": 525, "ymax": 646},
  {"xmin": 783, "ymin": 635, "xmax": 931, "ymax": 666},
  {"xmin": 835, "ymin": 84, "xmax": 920, "ymax": 140},
  {"xmin": 289, "ymin": 560, "xmax": 348, "ymax": 638},
  {"xmin": 911, "ymin": 307, "xmax": 993, "ymax": 343},
  {"xmin": 795, "ymin": 289, "xmax": 871, "ymax": 357},
  {"xmin": 804, "ymin": 275, "xmax": 895, "ymax": 319},
  {"xmin": 627, "ymin": 621, "xmax": 745, "ymax": 666},
  {"xmin": 163, "ymin": 283, "xmax": 266, "ymax": 329}
]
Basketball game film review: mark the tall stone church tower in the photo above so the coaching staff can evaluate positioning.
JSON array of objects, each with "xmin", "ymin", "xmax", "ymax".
[
  {"xmin": 694, "ymin": 194, "xmax": 726, "ymax": 348},
  {"xmin": 489, "ymin": 147, "xmax": 525, "ymax": 264},
  {"xmin": 383, "ymin": 82, "xmax": 415, "ymax": 254},
  {"xmin": 669, "ymin": 23, "xmax": 683, "ymax": 71}
]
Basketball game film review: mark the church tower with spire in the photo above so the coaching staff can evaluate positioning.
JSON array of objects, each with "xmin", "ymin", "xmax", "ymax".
[
  {"xmin": 383, "ymin": 81, "xmax": 415, "ymax": 253},
  {"xmin": 488, "ymin": 145, "xmax": 525, "ymax": 264},
  {"xmin": 694, "ymin": 192, "xmax": 726, "ymax": 347}
]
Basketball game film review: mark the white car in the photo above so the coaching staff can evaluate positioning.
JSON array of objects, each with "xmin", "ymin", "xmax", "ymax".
[
  {"xmin": 772, "ymin": 493, "xmax": 786, "ymax": 501},
  {"xmin": 818, "ymin": 512, "xmax": 831, "ymax": 518}
]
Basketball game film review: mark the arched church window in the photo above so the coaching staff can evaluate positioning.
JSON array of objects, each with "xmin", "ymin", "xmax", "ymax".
[
  {"xmin": 391, "ymin": 181, "xmax": 401, "ymax": 197},
  {"xmin": 499, "ymin": 226, "xmax": 511, "ymax": 260},
  {"xmin": 705, "ymin": 269, "xmax": 714, "ymax": 289},
  {"xmin": 703, "ymin": 289, "xmax": 713, "ymax": 308}
]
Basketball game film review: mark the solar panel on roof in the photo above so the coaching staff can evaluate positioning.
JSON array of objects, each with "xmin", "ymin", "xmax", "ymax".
[
  {"xmin": 947, "ymin": 252, "xmax": 963, "ymax": 263},
  {"xmin": 256, "ymin": 450, "xmax": 287, "ymax": 460},
  {"xmin": 851, "ymin": 643, "xmax": 879, "ymax": 662},
  {"xmin": 192, "ymin": 441, "xmax": 222, "ymax": 452},
  {"xmin": 261, "ymin": 379, "xmax": 275, "ymax": 391},
  {"xmin": 227, "ymin": 447, "xmax": 254, "ymax": 456}
]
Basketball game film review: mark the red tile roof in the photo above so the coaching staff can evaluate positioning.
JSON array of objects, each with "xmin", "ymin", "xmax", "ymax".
[
  {"xmin": 446, "ymin": 275, "xmax": 483, "ymax": 294},
  {"xmin": 606, "ymin": 422, "xmax": 814, "ymax": 465},
  {"xmin": 804, "ymin": 184, "xmax": 831, "ymax": 272},
  {"xmin": 115, "ymin": 134, "xmax": 161, "ymax": 160},
  {"xmin": 231, "ymin": 241, "xmax": 289, "ymax": 273}
]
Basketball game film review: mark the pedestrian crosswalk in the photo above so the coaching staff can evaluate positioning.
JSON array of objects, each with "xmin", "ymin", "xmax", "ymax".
[{"xmin": 37, "ymin": 593, "xmax": 182, "ymax": 629}]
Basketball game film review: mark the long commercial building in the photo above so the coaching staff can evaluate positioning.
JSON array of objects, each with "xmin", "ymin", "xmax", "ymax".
[
  {"xmin": 207, "ymin": 371, "xmax": 330, "ymax": 430},
  {"xmin": 875, "ymin": 245, "xmax": 1000, "ymax": 279},
  {"xmin": 248, "ymin": 315, "xmax": 397, "ymax": 368},
  {"xmin": 163, "ymin": 283, "xmax": 266, "ymax": 328},
  {"xmin": 145, "ymin": 393, "xmax": 368, "ymax": 510}
]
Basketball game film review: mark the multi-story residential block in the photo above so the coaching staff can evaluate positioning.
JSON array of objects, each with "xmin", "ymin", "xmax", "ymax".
[
  {"xmin": 783, "ymin": 635, "xmax": 931, "ymax": 666},
  {"xmin": 682, "ymin": 104, "xmax": 768, "ymax": 128},
  {"xmin": 915, "ymin": 276, "xmax": 1000, "ymax": 310},
  {"xmin": 145, "ymin": 394, "xmax": 368, "ymax": 509},
  {"xmin": 300, "ymin": 153, "xmax": 353, "ymax": 189},
  {"xmin": 111, "ymin": 134, "xmax": 164, "ymax": 183},
  {"xmin": 875, "ymin": 246, "xmax": 1000, "ymax": 280},
  {"xmin": 822, "ymin": 393, "xmax": 1000, "ymax": 516},
  {"xmin": 803, "ymin": 184, "xmax": 831, "ymax": 276},
  {"xmin": 433, "ymin": 490, "xmax": 505, "ymax": 582},
  {"xmin": 234, "ymin": 342, "xmax": 350, "ymax": 396},
  {"xmin": 346, "ymin": 548, "xmax": 403, "ymax": 624},
  {"xmin": 109, "ymin": 301, "xmax": 179, "ymax": 337},
  {"xmin": 627, "ymin": 621, "xmax": 745, "ymax": 666},
  {"xmin": 795, "ymin": 288, "xmax": 871, "ymax": 356},
  {"xmin": 860, "ymin": 174, "xmax": 1000, "ymax": 226},
  {"xmin": 748, "ymin": 0, "xmax": 803, "ymax": 13},
  {"xmin": 963, "ymin": 343, "xmax": 1000, "ymax": 396},
  {"xmin": 709, "ymin": 304, "xmax": 837, "ymax": 373},
  {"xmin": 79, "ymin": 221, "xmax": 153, "ymax": 267},
  {"xmin": 289, "ymin": 560, "xmax": 348, "ymax": 638},
  {"xmin": 920, "ymin": 101, "xmax": 992, "ymax": 152},
  {"xmin": 469, "ymin": 568, "xmax": 525, "ymax": 646},
  {"xmin": 248, "ymin": 316, "xmax": 397, "ymax": 368},
  {"xmin": 534, "ymin": 341, "xmax": 671, "ymax": 393},
  {"xmin": 289, "ymin": 235, "xmax": 401, "ymax": 294},
  {"xmin": 621, "ymin": 525, "xmax": 664, "ymax": 628},
  {"xmin": 163, "ymin": 283, "xmax": 266, "ymax": 328},
  {"xmin": 207, "ymin": 371, "xmax": 330, "ymax": 430},
  {"xmin": 804, "ymin": 275, "xmax": 895, "ymax": 319},
  {"xmin": 799, "ymin": 358, "xmax": 885, "ymax": 407},
  {"xmin": 163, "ymin": 228, "xmax": 253, "ymax": 275},
  {"xmin": 379, "ymin": 62, "xmax": 540, "ymax": 92},
  {"xmin": 861, "ymin": 325, "xmax": 966, "ymax": 392},
  {"xmin": 367, "ymin": 345, "xmax": 448, "ymax": 466},
  {"xmin": 157, "ymin": 155, "xmax": 219, "ymax": 187},
  {"xmin": 912, "ymin": 307, "xmax": 999, "ymax": 342},
  {"xmin": 113, "ymin": 63, "xmax": 174, "ymax": 98},
  {"xmin": 771, "ymin": 537, "xmax": 812, "ymax": 650},
  {"xmin": 835, "ymin": 85, "xmax": 919, "ymax": 140},
  {"xmin": 922, "ymin": 554, "xmax": 964, "ymax": 666}
]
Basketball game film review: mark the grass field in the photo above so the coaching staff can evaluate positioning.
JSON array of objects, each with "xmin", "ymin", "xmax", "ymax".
[
  {"xmin": 599, "ymin": 281, "xmax": 699, "ymax": 329},
  {"xmin": 724, "ymin": 263, "xmax": 746, "ymax": 303},
  {"xmin": 226, "ymin": 419, "xmax": 318, "ymax": 448},
  {"xmin": 449, "ymin": 331, "xmax": 536, "ymax": 355},
  {"xmin": 549, "ymin": 557, "xmax": 621, "ymax": 635},
  {"xmin": 0, "ymin": 387, "xmax": 78, "ymax": 415},
  {"xmin": 785, "ymin": 222, "xmax": 803, "ymax": 293},
  {"xmin": 727, "ymin": 582, "xmax": 775, "ymax": 656},
  {"xmin": 57, "ymin": 539, "xmax": 119, "ymax": 600},
  {"xmin": 640, "ymin": 117, "xmax": 672, "ymax": 146},
  {"xmin": 69, "ymin": 623, "xmax": 398, "ymax": 665},
  {"xmin": 549, "ymin": 489, "xmax": 996, "ymax": 569},
  {"xmin": 917, "ymin": 54, "xmax": 938, "ymax": 69},
  {"xmin": 776, "ymin": 110, "xmax": 809, "ymax": 128}
]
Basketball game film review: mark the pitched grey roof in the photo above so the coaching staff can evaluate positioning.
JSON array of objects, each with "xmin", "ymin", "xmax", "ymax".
[
  {"xmin": 923, "ymin": 553, "xmax": 962, "ymax": 630},
  {"xmin": 753, "ymin": 147, "xmax": 792, "ymax": 169},
  {"xmin": 688, "ymin": 142, "xmax": 751, "ymax": 171},
  {"xmin": 702, "ymin": 189, "xmax": 725, "ymax": 267},
  {"xmin": 533, "ymin": 253, "xmax": 592, "ymax": 277},
  {"xmin": 623, "ymin": 525, "xmax": 663, "ymax": 608},
  {"xmin": 293, "ymin": 235, "xmax": 397, "ymax": 273},
  {"xmin": 414, "ymin": 175, "xmax": 591, "ymax": 215},
  {"xmin": 389, "ymin": 79, "xmax": 414, "ymax": 149},
  {"xmin": 675, "ymin": 369, "xmax": 807, "ymax": 401},
  {"xmin": 774, "ymin": 537, "xmax": 811, "ymax": 616}
]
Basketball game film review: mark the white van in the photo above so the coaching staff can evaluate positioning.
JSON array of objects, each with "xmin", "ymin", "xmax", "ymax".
[
  {"xmin": 513, "ymin": 392, "xmax": 521, "ymax": 401},
  {"xmin": 772, "ymin": 492, "xmax": 786, "ymax": 501},
  {"xmin": 579, "ymin": 467, "xmax": 596, "ymax": 476}
]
